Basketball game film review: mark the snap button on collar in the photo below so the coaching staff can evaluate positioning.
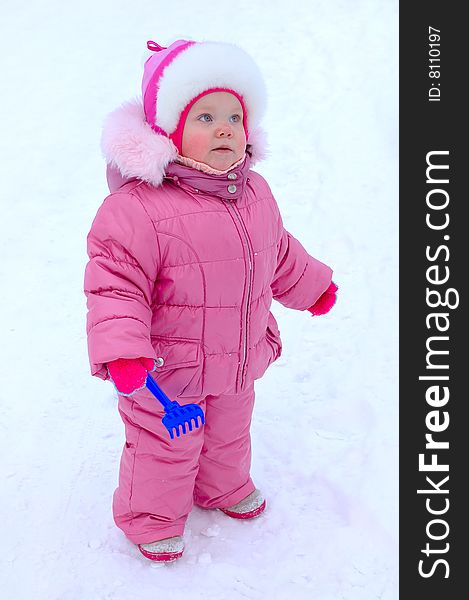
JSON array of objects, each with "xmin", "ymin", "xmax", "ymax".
[
  {"xmin": 227, "ymin": 173, "xmax": 237, "ymax": 180},
  {"xmin": 227, "ymin": 184, "xmax": 237, "ymax": 193}
]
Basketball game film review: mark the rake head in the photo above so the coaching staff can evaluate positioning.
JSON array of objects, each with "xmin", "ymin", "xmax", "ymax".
[
  {"xmin": 145, "ymin": 373, "xmax": 205, "ymax": 440},
  {"xmin": 162, "ymin": 401, "xmax": 205, "ymax": 439}
]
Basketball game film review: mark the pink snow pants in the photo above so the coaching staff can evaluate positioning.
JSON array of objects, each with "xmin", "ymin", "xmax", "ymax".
[{"xmin": 112, "ymin": 383, "xmax": 257, "ymax": 544}]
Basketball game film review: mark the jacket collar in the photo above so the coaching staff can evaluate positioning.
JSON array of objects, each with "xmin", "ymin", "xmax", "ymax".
[{"xmin": 164, "ymin": 153, "xmax": 251, "ymax": 201}]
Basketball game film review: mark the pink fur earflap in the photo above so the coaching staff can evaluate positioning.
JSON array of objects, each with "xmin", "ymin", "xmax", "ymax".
[
  {"xmin": 101, "ymin": 98, "xmax": 178, "ymax": 187},
  {"xmin": 247, "ymin": 125, "xmax": 269, "ymax": 165},
  {"xmin": 101, "ymin": 98, "xmax": 268, "ymax": 187}
]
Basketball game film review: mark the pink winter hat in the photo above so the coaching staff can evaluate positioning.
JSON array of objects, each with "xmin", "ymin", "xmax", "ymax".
[{"xmin": 141, "ymin": 39, "xmax": 267, "ymax": 153}]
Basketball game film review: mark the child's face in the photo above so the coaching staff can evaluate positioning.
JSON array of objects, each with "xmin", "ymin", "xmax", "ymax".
[{"xmin": 181, "ymin": 92, "xmax": 246, "ymax": 170}]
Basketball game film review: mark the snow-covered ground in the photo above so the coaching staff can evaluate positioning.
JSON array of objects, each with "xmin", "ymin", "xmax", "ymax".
[{"xmin": 0, "ymin": 1, "xmax": 398, "ymax": 598}]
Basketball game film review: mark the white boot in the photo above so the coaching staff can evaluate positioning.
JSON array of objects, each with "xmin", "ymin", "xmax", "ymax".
[
  {"xmin": 220, "ymin": 489, "xmax": 266, "ymax": 519},
  {"xmin": 138, "ymin": 535, "xmax": 184, "ymax": 562}
]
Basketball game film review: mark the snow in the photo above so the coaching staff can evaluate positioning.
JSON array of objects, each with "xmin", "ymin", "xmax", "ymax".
[{"xmin": 0, "ymin": 0, "xmax": 398, "ymax": 598}]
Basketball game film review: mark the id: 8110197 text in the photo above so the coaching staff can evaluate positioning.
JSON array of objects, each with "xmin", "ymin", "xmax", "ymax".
[{"xmin": 428, "ymin": 26, "xmax": 441, "ymax": 102}]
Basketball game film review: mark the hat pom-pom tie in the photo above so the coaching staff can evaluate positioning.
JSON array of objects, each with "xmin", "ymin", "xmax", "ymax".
[{"xmin": 147, "ymin": 40, "xmax": 166, "ymax": 52}]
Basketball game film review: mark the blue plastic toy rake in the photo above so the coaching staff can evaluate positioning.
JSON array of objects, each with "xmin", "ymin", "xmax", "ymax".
[{"xmin": 146, "ymin": 373, "xmax": 205, "ymax": 440}]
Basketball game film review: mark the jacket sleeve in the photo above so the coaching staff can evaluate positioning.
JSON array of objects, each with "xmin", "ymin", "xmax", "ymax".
[
  {"xmin": 84, "ymin": 192, "xmax": 159, "ymax": 380},
  {"xmin": 271, "ymin": 215, "xmax": 333, "ymax": 311}
]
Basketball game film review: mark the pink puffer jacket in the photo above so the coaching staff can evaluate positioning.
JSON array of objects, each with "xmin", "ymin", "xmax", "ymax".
[{"xmin": 84, "ymin": 104, "xmax": 332, "ymax": 399}]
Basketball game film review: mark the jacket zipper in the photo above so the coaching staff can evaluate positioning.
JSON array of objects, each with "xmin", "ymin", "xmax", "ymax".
[{"xmin": 224, "ymin": 199, "xmax": 254, "ymax": 389}]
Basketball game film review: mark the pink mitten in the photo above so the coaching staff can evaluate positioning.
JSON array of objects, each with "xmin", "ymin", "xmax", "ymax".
[
  {"xmin": 307, "ymin": 282, "xmax": 338, "ymax": 316},
  {"xmin": 107, "ymin": 357, "xmax": 156, "ymax": 396}
]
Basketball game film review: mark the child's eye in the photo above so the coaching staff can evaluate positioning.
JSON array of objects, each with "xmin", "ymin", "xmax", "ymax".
[
  {"xmin": 198, "ymin": 114, "xmax": 213, "ymax": 123},
  {"xmin": 230, "ymin": 114, "xmax": 241, "ymax": 123}
]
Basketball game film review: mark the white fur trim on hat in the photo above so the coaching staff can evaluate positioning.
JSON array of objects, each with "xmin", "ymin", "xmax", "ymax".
[
  {"xmin": 101, "ymin": 98, "xmax": 267, "ymax": 187},
  {"xmin": 155, "ymin": 42, "xmax": 267, "ymax": 134}
]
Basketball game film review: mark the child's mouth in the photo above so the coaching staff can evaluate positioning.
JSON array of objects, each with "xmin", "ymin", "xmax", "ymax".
[{"xmin": 212, "ymin": 147, "xmax": 232, "ymax": 153}]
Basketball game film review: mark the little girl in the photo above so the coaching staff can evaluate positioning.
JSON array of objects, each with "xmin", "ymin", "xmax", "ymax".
[{"xmin": 84, "ymin": 38, "xmax": 337, "ymax": 562}]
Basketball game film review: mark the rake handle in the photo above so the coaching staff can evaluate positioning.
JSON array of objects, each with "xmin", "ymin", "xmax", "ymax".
[{"xmin": 146, "ymin": 373, "xmax": 173, "ymax": 410}]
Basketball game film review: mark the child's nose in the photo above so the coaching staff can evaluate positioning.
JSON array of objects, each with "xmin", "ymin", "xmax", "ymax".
[{"xmin": 215, "ymin": 123, "xmax": 233, "ymax": 137}]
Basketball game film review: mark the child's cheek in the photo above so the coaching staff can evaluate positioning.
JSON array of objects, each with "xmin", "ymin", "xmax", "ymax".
[{"xmin": 183, "ymin": 132, "xmax": 210, "ymax": 160}]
